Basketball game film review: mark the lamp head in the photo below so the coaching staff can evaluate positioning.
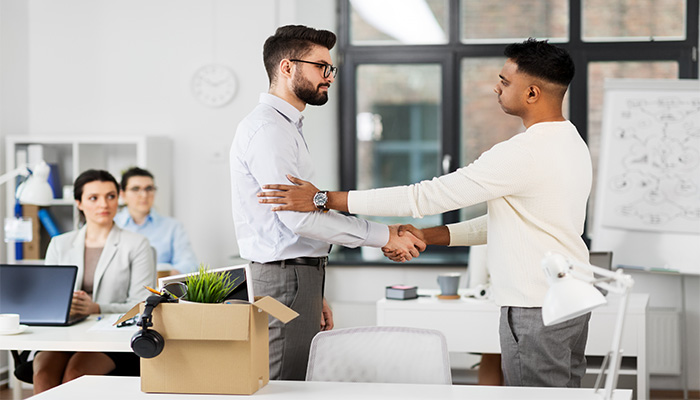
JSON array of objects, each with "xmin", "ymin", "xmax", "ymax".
[
  {"xmin": 541, "ymin": 252, "xmax": 607, "ymax": 326},
  {"xmin": 17, "ymin": 161, "xmax": 54, "ymax": 206}
]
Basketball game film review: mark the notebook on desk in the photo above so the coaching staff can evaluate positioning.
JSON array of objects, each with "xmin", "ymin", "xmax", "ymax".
[{"xmin": 0, "ymin": 264, "xmax": 88, "ymax": 326}]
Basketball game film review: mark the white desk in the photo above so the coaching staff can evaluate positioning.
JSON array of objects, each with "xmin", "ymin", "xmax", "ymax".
[
  {"xmin": 29, "ymin": 375, "xmax": 633, "ymax": 400},
  {"xmin": 1, "ymin": 314, "xmax": 136, "ymax": 400},
  {"xmin": 377, "ymin": 293, "xmax": 649, "ymax": 400}
]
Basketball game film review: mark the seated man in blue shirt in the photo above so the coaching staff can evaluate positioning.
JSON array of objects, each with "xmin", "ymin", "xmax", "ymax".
[{"xmin": 115, "ymin": 167, "xmax": 198, "ymax": 275}]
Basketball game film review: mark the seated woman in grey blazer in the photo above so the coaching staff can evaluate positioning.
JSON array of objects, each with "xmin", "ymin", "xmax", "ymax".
[{"xmin": 32, "ymin": 169, "xmax": 156, "ymax": 395}]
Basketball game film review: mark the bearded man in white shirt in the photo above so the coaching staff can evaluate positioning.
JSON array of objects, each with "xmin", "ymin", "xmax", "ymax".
[
  {"xmin": 230, "ymin": 25, "xmax": 425, "ymax": 381},
  {"xmin": 258, "ymin": 38, "xmax": 594, "ymax": 388}
]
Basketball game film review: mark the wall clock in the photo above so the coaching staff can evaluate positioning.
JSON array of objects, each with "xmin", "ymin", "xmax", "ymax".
[{"xmin": 191, "ymin": 64, "xmax": 237, "ymax": 108}]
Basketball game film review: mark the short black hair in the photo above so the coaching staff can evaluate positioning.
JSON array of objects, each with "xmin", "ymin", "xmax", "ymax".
[
  {"xmin": 504, "ymin": 38, "xmax": 575, "ymax": 87},
  {"xmin": 120, "ymin": 166, "xmax": 154, "ymax": 191},
  {"xmin": 263, "ymin": 25, "xmax": 336, "ymax": 85}
]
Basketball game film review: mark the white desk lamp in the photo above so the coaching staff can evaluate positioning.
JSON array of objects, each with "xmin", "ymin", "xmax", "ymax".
[
  {"xmin": 0, "ymin": 161, "xmax": 54, "ymax": 206},
  {"xmin": 541, "ymin": 252, "xmax": 634, "ymax": 400}
]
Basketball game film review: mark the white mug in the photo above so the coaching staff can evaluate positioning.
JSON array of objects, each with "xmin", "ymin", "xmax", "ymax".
[{"xmin": 0, "ymin": 313, "xmax": 20, "ymax": 332}]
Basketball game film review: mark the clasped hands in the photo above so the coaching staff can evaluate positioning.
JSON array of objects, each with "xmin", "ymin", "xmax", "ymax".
[{"xmin": 258, "ymin": 175, "xmax": 426, "ymax": 262}]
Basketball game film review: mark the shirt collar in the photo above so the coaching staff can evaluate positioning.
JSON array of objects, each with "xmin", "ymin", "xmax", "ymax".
[
  {"xmin": 259, "ymin": 93, "xmax": 303, "ymax": 127},
  {"xmin": 119, "ymin": 208, "xmax": 157, "ymax": 226}
]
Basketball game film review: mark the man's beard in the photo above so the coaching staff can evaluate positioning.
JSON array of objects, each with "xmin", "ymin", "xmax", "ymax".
[{"xmin": 293, "ymin": 74, "xmax": 329, "ymax": 106}]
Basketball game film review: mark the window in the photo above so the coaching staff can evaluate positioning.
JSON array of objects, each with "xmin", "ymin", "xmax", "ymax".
[{"xmin": 339, "ymin": 0, "xmax": 698, "ymax": 252}]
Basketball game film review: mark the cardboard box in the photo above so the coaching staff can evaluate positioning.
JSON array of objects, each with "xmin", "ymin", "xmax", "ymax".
[{"xmin": 117, "ymin": 296, "xmax": 297, "ymax": 395}]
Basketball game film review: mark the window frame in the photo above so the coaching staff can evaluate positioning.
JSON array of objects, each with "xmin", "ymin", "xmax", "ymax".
[{"xmin": 337, "ymin": 0, "xmax": 698, "ymax": 250}]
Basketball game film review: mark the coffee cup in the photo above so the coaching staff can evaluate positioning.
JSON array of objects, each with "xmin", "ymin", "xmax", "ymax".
[
  {"xmin": 0, "ymin": 313, "xmax": 20, "ymax": 332},
  {"xmin": 437, "ymin": 273, "xmax": 461, "ymax": 296}
]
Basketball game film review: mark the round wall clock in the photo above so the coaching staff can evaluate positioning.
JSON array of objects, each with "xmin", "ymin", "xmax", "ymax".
[{"xmin": 191, "ymin": 64, "xmax": 237, "ymax": 108}]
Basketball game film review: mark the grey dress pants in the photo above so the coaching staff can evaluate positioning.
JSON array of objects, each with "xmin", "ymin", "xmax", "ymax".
[
  {"xmin": 251, "ymin": 260, "xmax": 326, "ymax": 380},
  {"xmin": 499, "ymin": 306, "xmax": 590, "ymax": 387}
]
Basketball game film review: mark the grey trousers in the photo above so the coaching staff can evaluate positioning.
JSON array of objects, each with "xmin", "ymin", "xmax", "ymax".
[
  {"xmin": 251, "ymin": 260, "xmax": 325, "ymax": 381},
  {"xmin": 499, "ymin": 306, "xmax": 590, "ymax": 387}
]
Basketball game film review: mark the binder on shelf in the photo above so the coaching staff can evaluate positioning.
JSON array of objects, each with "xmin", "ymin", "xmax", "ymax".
[
  {"xmin": 38, "ymin": 208, "xmax": 61, "ymax": 237},
  {"xmin": 47, "ymin": 163, "xmax": 62, "ymax": 199}
]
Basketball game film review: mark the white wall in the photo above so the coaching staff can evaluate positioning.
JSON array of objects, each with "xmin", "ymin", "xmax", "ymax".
[{"xmin": 0, "ymin": 0, "xmax": 339, "ymax": 267}]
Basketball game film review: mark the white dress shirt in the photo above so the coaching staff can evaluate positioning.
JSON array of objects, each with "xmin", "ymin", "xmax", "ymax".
[{"xmin": 230, "ymin": 93, "xmax": 389, "ymax": 263}]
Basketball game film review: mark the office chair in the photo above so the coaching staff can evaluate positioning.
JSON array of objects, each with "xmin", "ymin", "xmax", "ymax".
[{"xmin": 305, "ymin": 326, "xmax": 452, "ymax": 385}]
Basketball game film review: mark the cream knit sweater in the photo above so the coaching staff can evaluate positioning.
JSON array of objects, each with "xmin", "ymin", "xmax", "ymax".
[{"xmin": 348, "ymin": 121, "xmax": 593, "ymax": 307}]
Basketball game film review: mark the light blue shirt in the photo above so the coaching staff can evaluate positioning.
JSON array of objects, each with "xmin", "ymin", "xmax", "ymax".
[
  {"xmin": 230, "ymin": 93, "xmax": 389, "ymax": 263},
  {"xmin": 114, "ymin": 209, "xmax": 198, "ymax": 273}
]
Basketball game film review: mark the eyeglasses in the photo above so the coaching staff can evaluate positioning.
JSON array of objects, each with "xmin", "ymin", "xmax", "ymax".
[
  {"xmin": 127, "ymin": 186, "xmax": 157, "ymax": 195},
  {"xmin": 289, "ymin": 59, "xmax": 338, "ymax": 79}
]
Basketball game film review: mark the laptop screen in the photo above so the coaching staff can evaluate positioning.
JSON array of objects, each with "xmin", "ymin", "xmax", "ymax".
[
  {"xmin": 158, "ymin": 264, "xmax": 255, "ymax": 303},
  {"xmin": 589, "ymin": 251, "xmax": 613, "ymax": 270},
  {"xmin": 0, "ymin": 264, "xmax": 78, "ymax": 325}
]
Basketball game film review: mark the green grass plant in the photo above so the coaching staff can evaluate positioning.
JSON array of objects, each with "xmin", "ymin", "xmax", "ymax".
[{"xmin": 184, "ymin": 264, "xmax": 239, "ymax": 303}]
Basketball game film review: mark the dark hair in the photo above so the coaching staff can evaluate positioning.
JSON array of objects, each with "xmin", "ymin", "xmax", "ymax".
[
  {"xmin": 121, "ymin": 166, "xmax": 154, "ymax": 191},
  {"xmin": 263, "ymin": 25, "xmax": 336, "ymax": 85},
  {"xmin": 74, "ymin": 169, "xmax": 119, "ymax": 201},
  {"xmin": 73, "ymin": 169, "xmax": 119, "ymax": 224},
  {"xmin": 504, "ymin": 38, "xmax": 575, "ymax": 87}
]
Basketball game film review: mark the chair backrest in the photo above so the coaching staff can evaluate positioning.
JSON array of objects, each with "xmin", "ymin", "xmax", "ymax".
[{"xmin": 305, "ymin": 326, "xmax": 452, "ymax": 385}]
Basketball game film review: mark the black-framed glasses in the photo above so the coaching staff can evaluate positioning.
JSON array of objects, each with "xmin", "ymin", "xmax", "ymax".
[
  {"xmin": 127, "ymin": 185, "xmax": 157, "ymax": 195},
  {"xmin": 289, "ymin": 59, "xmax": 338, "ymax": 79}
]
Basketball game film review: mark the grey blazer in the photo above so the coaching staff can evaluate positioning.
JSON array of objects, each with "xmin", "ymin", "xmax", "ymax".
[{"xmin": 44, "ymin": 224, "xmax": 156, "ymax": 314}]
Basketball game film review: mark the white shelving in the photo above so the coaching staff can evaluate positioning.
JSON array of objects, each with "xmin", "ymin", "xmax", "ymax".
[{"xmin": 4, "ymin": 135, "xmax": 172, "ymax": 262}]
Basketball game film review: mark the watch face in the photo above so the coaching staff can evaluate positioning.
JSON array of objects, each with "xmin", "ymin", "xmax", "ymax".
[
  {"xmin": 191, "ymin": 64, "xmax": 237, "ymax": 108},
  {"xmin": 313, "ymin": 191, "xmax": 328, "ymax": 208}
]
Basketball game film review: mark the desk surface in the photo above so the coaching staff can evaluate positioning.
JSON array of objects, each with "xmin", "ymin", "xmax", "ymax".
[
  {"xmin": 377, "ymin": 293, "xmax": 649, "ymax": 355},
  {"xmin": 0, "ymin": 314, "xmax": 135, "ymax": 352},
  {"xmin": 29, "ymin": 376, "xmax": 633, "ymax": 400}
]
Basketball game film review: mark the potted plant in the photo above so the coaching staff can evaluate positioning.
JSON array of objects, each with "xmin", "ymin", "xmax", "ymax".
[{"xmin": 184, "ymin": 264, "xmax": 239, "ymax": 303}]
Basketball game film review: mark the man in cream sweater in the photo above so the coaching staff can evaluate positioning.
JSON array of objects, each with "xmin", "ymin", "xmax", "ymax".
[{"xmin": 258, "ymin": 38, "xmax": 593, "ymax": 388}]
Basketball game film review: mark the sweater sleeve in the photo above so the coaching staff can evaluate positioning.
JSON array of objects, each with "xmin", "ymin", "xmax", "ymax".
[
  {"xmin": 447, "ymin": 214, "xmax": 488, "ymax": 246},
  {"xmin": 348, "ymin": 139, "xmax": 535, "ymax": 218}
]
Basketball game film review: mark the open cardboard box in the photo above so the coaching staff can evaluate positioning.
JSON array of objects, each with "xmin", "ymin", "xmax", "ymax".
[{"xmin": 116, "ymin": 296, "xmax": 298, "ymax": 395}]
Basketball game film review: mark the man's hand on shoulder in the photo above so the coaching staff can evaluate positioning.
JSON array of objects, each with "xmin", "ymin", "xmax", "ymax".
[{"xmin": 258, "ymin": 175, "xmax": 318, "ymax": 212}]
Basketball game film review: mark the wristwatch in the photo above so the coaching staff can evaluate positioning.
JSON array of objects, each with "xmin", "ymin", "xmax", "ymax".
[{"xmin": 313, "ymin": 191, "xmax": 329, "ymax": 211}]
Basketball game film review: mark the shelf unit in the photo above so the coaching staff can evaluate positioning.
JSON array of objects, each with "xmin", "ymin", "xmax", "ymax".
[{"xmin": 4, "ymin": 135, "xmax": 172, "ymax": 263}]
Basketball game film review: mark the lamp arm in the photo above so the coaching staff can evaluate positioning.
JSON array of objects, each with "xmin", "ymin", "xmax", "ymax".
[
  {"xmin": 0, "ymin": 167, "xmax": 29, "ymax": 187},
  {"xmin": 562, "ymin": 255, "xmax": 634, "ymax": 400},
  {"xmin": 564, "ymin": 259, "xmax": 634, "ymax": 295}
]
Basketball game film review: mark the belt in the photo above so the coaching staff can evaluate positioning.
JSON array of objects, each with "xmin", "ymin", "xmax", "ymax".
[{"xmin": 265, "ymin": 256, "xmax": 327, "ymax": 267}]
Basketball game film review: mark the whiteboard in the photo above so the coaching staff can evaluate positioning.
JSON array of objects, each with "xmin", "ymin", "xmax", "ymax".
[{"xmin": 591, "ymin": 79, "xmax": 700, "ymax": 275}]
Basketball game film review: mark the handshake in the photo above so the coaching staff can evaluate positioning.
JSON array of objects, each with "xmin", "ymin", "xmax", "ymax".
[{"xmin": 381, "ymin": 224, "xmax": 426, "ymax": 263}]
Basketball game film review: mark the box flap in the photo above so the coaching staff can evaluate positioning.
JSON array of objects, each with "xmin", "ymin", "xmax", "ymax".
[
  {"xmin": 252, "ymin": 296, "xmax": 298, "ymax": 323},
  {"xmin": 114, "ymin": 303, "xmax": 141, "ymax": 325},
  {"xmin": 148, "ymin": 302, "xmax": 251, "ymax": 341}
]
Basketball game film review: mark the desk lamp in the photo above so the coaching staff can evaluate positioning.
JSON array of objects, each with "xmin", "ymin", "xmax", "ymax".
[
  {"xmin": 0, "ymin": 161, "xmax": 54, "ymax": 206},
  {"xmin": 541, "ymin": 252, "xmax": 634, "ymax": 400}
]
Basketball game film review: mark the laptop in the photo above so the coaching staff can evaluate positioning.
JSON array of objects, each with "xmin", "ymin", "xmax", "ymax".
[
  {"xmin": 0, "ymin": 264, "xmax": 88, "ymax": 326},
  {"xmin": 589, "ymin": 251, "xmax": 613, "ymax": 270},
  {"xmin": 158, "ymin": 263, "xmax": 255, "ymax": 303}
]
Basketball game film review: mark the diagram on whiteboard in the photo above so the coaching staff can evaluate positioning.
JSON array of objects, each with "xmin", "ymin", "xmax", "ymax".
[{"xmin": 601, "ymin": 94, "xmax": 700, "ymax": 234}]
